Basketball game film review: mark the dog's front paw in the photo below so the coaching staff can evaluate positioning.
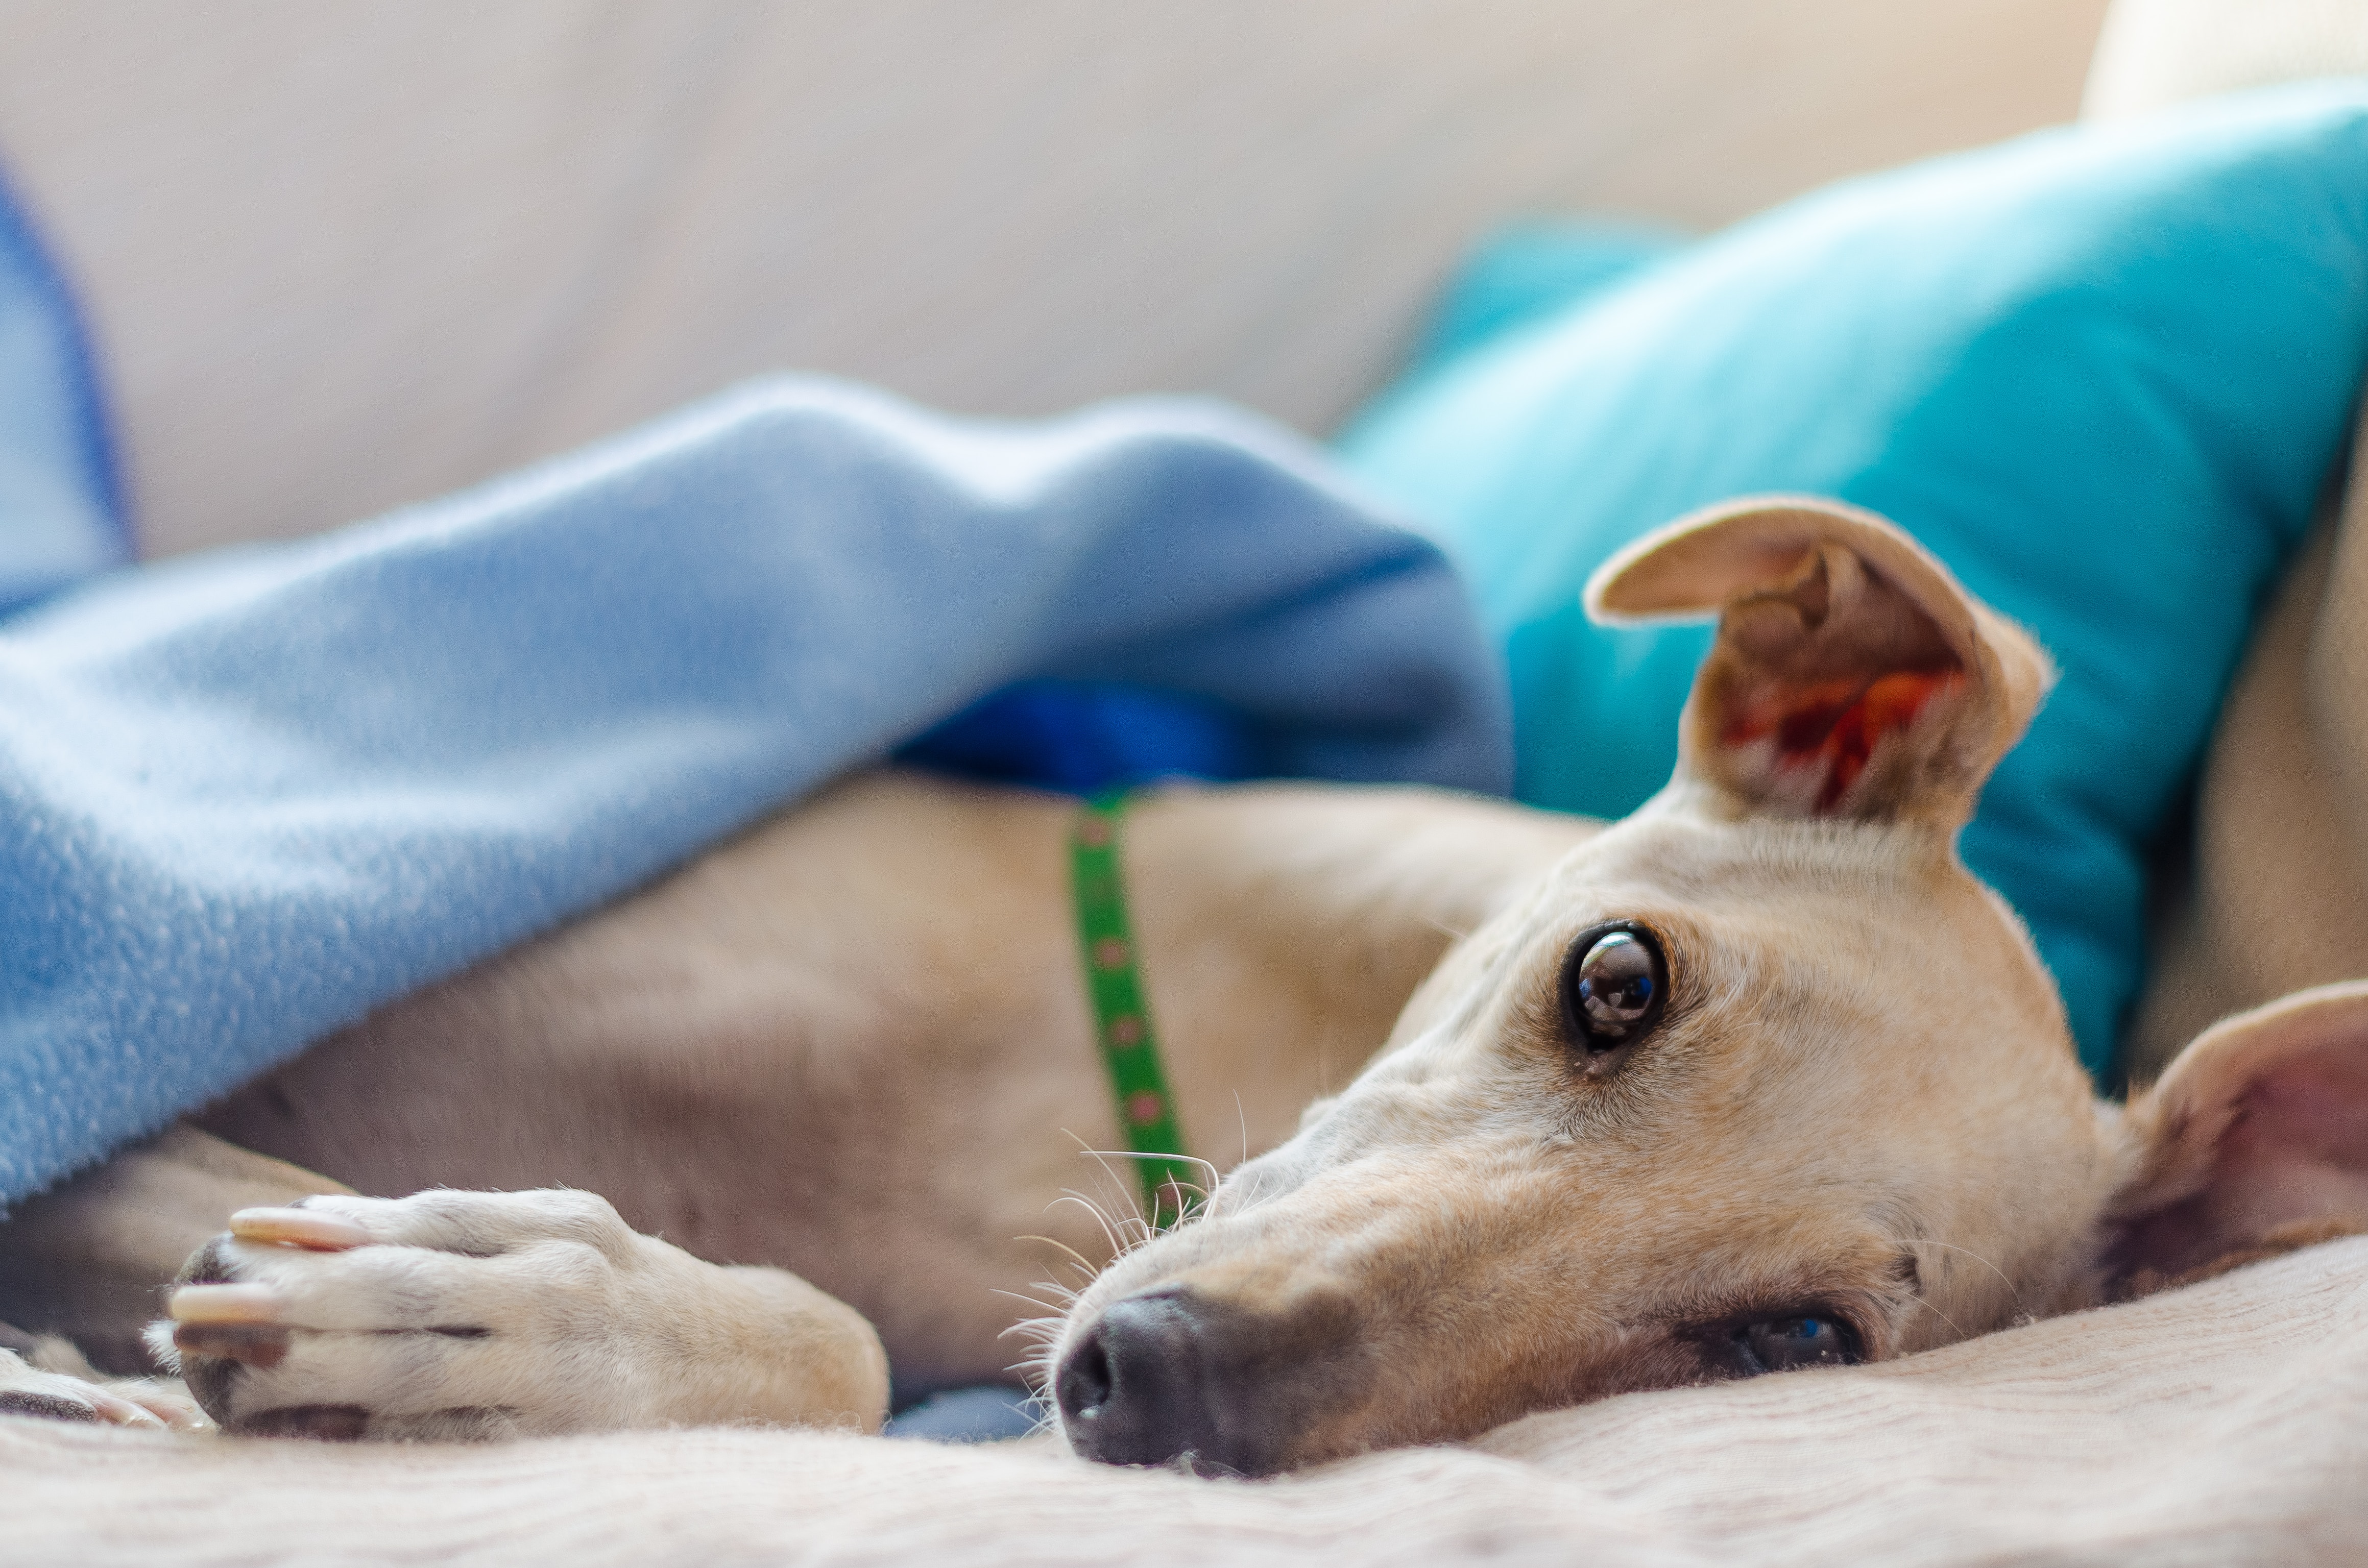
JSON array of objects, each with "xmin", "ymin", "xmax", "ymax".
[
  {"xmin": 162, "ymin": 1189, "xmax": 654, "ymax": 1441},
  {"xmin": 0, "ymin": 1344, "xmax": 208, "ymax": 1432},
  {"xmin": 162, "ymin": 1189, "xmax": 884, "ymax": 1441}
]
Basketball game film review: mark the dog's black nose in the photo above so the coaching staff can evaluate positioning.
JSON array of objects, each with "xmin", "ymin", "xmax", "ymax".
[
  {"xmin": 1057, "ymin": 1290, "xmax": 1231, "ymax": 1469},
  {"xmin": 1056, "ymin": 1286, "xmax": 1365, "ymax": 1476}
]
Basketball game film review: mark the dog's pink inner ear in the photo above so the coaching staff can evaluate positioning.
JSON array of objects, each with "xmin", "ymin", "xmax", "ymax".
[
  {"xmin": 1690, "ymin": 543, "xmax": 1975, "ymax": 818},
  {"xmin": 2115, "ymin": 1032, "xmax": 2368, "ymax": 1286},
  {"xmin": 1718, "ymin": 667, "xmax": 1964, "ymax": 813}
]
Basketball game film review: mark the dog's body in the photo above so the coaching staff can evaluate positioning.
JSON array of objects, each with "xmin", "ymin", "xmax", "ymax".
[
  {"xmin": 0, "ymin": 770, "xmax": 1592, "ymax": 1434},
  {"xmin": 5, "ymin": 499, "xmax": 2366, "ymax": 1471}
]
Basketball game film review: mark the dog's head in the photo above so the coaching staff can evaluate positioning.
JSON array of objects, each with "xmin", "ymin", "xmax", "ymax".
[{"xmin": 1049, "ymin": 497, "xmax": 2368, "ymax": 1476}]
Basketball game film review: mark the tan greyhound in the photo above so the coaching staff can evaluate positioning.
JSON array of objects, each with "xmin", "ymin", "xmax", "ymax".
[{"xmin": 2, "ymin": 497, "xmax": 2362, "ymax": 1474}]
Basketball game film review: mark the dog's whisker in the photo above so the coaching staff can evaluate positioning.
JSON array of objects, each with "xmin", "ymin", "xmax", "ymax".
[
  {"xmin": 1896, "ymin": 1237, "xmax": 2024, "ymax": 1307},
  {"xmin": 1056, "ymin": 1196, "xmax": 1126, "ymax": 1260},
  {"xmin": 994, "ymin": 1324, "xmax": 1060, "ymax": 1345},
  {"xmin": 1001, "ymin": 1357, "xmax": 1067, "ymax": 1424},
  {"xmin": 988, "ymin": 1287, "xmax": 1066, "ymax": 1315},
  {"xmin": 1060, "ymin": 1130, "xmax": 1159, "ymax": 1252},
  {"xmin": 1070, "ymin": 1143, "xmax": 1155, "ymax": 1248},
  {"xmin": 1022, "ymin": 1275, "xmax": 1082, "ymax": 1307},
  {"xmin": 1061, "ymin": 1155, "xmax": 1132, "ymax": 1218},
  {"xmin": 994, "ymin": 1310, "xmax": 1069, "ymax": 1345},
  {"xmin": 1054, "ymin": 1176, "xmax": 1161, "ymax": 1259},
  {"xmin": 1903, "ymin": 1291, "xmax": 1970, "ymax": 1340},
  {"xmin": 1014, "ymin": 1233, "xmax": 1100, "ymax": 1280},
  {"xmin": 1071, "ymin": 1147, "xmax": 1226, "ymax": 1198},
  {"xmin": 1084, "ymin": 1173, "xmax": 1148, "ymax": 1248},
  {"xmin": 1047, "ymin": 1192, "xmax": 1125, "ymax": 1258}
]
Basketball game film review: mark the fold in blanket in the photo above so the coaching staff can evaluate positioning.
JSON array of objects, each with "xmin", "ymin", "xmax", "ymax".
[{"xmin": 0, "ymin": 378, "xmax": 1510, "ymax": 1206}]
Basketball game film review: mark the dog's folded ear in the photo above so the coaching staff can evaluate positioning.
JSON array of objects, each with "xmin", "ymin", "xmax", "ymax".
[
  {"xmin": 2104, "ymin": 982, "xmax": 2368, "ymax": 1289},
  {"xmin": 1586, "ymin": 495, "xmax": 2053, "ymax": 826}
]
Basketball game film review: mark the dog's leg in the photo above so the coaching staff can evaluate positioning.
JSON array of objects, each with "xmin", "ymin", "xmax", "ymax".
[{"xmin": 161, "ymin": 1187, "xmax": 888, "ymax": 1441}]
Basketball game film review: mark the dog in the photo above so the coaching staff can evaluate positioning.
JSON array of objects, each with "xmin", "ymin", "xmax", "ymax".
[{"xmin": 2, "ymin": 497, "xmax": 2363, "ymax": 1474}]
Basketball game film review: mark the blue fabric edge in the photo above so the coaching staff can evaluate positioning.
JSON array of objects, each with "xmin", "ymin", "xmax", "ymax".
[{"xmin": 0, "ymin": 154, "xmax": 130, "ymax": 560}]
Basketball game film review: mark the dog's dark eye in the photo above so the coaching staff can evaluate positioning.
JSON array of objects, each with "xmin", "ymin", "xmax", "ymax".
[
  {"xmin": 1560, "ymin": 924, "xmax": 1666, "ymax": 1051},
  {"xmin": 1734, "ymin": 1314, "xmax": 1859, "ymax": 1374}
]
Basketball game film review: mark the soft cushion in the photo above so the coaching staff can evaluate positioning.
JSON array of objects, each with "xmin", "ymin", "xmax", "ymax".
[{"xmin": 1337, "ymin": 83, "xmax": 2368, "ymax": 1074}]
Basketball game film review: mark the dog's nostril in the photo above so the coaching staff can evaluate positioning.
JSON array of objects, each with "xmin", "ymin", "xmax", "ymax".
[{"xmin": 1055, "ymin": 1325, "xmax": 1114, "ymax": 1420}]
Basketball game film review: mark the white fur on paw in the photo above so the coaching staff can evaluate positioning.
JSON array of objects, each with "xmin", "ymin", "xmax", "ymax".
[{"xmin": 167, "ymin": 1188, "xmax": 720, "ymax": 1441}]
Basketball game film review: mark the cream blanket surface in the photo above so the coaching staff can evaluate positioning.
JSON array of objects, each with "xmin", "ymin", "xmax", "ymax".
[{"xmin": 7, "ymin": 1236, "xmax": 2363, "ymax": 1566}]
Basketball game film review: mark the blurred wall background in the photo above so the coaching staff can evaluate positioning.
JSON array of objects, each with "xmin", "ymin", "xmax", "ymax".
[{"xmin": 0, "ymin": 1, "xmax": 2107, "ymax": 556}]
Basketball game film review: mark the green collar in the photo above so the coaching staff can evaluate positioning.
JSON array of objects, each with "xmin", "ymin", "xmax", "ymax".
[{"xmin": 1069, "ymin": 791, "xmax": 1199, "ymax": 1227}]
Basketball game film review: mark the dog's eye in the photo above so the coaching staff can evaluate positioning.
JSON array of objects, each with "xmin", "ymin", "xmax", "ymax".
[
  {"xmin": 1560, "ymin": 924, "xmax": 1666, "ymax": 1051},
  {"xmin": 1734, "ymin": 1314, "xmax": 1860, "ymax": 1374}
]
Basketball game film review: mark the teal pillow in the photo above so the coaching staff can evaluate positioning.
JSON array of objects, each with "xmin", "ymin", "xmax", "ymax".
[
  {"xmin": 1337, "ymin": 84, "xmax": 2368, "ymax": 1077},
  {"xmin": 1402, "ymin": 217, "xmax": 1686, "ymax": 377}
]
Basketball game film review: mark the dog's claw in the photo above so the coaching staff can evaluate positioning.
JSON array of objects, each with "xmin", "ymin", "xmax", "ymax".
[
  {"xmin": 229, "ymin": 1207, "xmax": 370, "ymax": 1251},
  {"xmin": 168, "ymin": 1283, "xmax": 286, "ymax": 1324},
  {"xmin": 85, "ymin": 1390, "xmax": 169, "ymax": 1429}
]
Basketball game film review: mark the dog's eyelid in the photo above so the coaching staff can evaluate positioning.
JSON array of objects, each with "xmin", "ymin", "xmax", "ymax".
[
  {"xmin": 1681, "ymin": 1296, "xmax": 1863, "ymax": 1334},
  {"xmin": 1665, "ymin": 1271, "xmax": 1895, "ymax": 1356}
]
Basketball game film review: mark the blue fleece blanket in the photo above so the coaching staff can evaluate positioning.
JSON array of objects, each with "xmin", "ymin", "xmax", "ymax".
[{"xmin": 0, "ymin": 377, "xmax": 1509, "ymax": 1206}]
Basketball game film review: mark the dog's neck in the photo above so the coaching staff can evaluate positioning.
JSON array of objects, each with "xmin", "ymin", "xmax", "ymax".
[{"xmin": 1117, "ymin": 784, "xmax": 1600, "ymax": 1159}]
